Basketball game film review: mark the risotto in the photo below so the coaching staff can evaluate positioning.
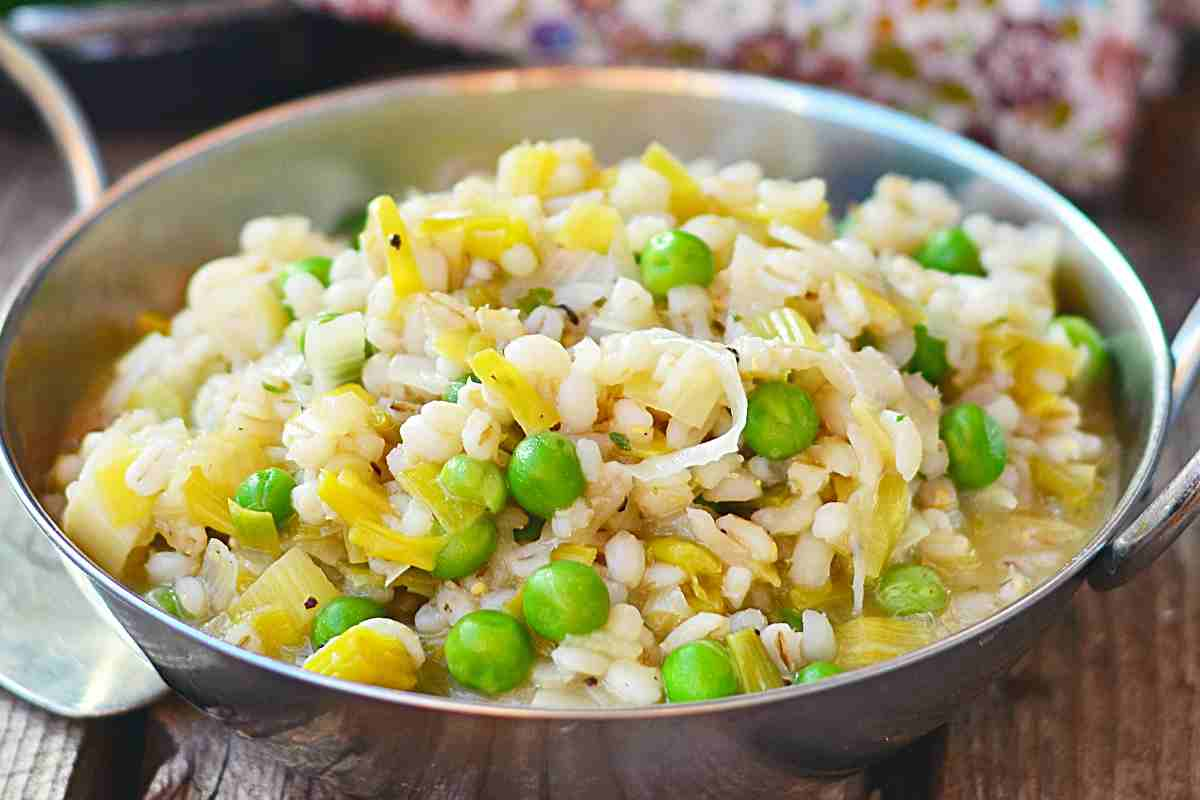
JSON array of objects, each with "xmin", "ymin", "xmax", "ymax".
[{"xmin": 46, "ymin": 140, "xmax": 1117, "ymax": 706}]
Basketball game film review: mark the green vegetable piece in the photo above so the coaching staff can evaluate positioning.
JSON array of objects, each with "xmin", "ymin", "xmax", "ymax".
[
  {"xmin": 333, "ymin": 210, "xmax": 368, "ymax": 248},
  {"xmin": 444, "ymin": 376, "xmax": 478, "ymax": 403},
  {"xmin": 727, "ymin": 628, "xmax": 785, "ymax": 693},
  {"xmin": 516, "ymin": 287, "xmax": 554, "ymax": 318},
  {"xmin": 521, "ymin": 560, "xmax": 610, "ymax": 641},
  {"xmin": 445, "ymin": 609, "xmax": 535, "ymax": 695},
  {"xmin": 311, "ymin": 595, "xmax": 388, "ymax": 649},
  {"xmin": 639, "ymin": 230, "xmax": 715, "ymax": 297},
  {"xmin": 662, "ymin": 640, "xmax": 740, "ymax": 703},
  {"xmin": 940, "ymin": 403, "xmax": 1007, "ymax": 490},
  {"xmin": 875, "ymin": 563, "xmax": 948, "ymax": 617},
  {"xmin": 507, "ymin": 431, "xmax": 586, "ymax": 518},
  {"xmin": 234, "ymin": 467, "xmax": 297, "ymax": 528},
  {"xmin": 297, "ymin": 311, "xmax": 342, "ymax": 356},
  {"xmin": 609, "ymin": 431, "xmax": 632, "ymax": 451},
  {"xmin": 779, "ymin": 608, "xmax": 805, "ymax": 631},
  {"xmin": 793, "ymin": 660, "xmax": 843, "ymax": 684},
  {"xmin": 915, "ymin": 228, "xmax": 984, "ymax": 276},
  {"xmin": 145, "ymin": 586, "xmax": 182, "ymax": 618},
  {"xmin": 431, "ymin": 516, "xmax": 499, "ymax": 580},
  {"xmin": 513, "ymin": 515, "xmax": 545, "ymax": 543},
  {"xmin": 744, "ymin": 382, "xmax": 820, "ymax": 460},
  {"xmin": 1051, "ymin": 315, "xmax": 1109, "ymax": 384},
  {"xmin": 276, "ymin": 257, "xmax": 334, "ymax": 294},
  {"xmin": 438, "ymin": 455, "xmax": 507, "ymax": 514},
  {"xmin": 904, "ymin": 324, "xmax": 951, "ymax": 385}
]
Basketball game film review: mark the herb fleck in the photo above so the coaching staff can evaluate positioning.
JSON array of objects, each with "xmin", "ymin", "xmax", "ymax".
[
  {"xmin": 304, "ymin": 596, "xmax": 318, "ymax": 609},
  {"xmin": 609, "ymin": 432, "xmax": 632, "ymax": 451}
]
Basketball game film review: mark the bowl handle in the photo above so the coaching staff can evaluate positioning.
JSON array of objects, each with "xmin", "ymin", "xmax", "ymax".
[
  {"xmin": 1089, "ymin": 298, "xmax": 1200, "ymax": 589},
  {"xmin": 0, "ymin": 26, "xmax": 166, "ymax": 716},
  {"xmin": 0, "ymin": 23, "xmax": 105, "ymax": 209}
]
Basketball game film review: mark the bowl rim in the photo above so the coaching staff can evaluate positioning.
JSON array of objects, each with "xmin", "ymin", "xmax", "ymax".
[{"xmin": 0, "ymin": 65, "xmax": 1170, "ymax": 720}]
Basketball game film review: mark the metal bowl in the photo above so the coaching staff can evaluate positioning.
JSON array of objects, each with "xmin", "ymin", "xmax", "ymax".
[{"xmin": 4, "ymin": 31, "xmax": 1200, "ymax": 796}]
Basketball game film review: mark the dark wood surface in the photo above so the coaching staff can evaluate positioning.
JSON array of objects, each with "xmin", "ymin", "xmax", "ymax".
[{"xmin": 4, "ymin": 35, "xmax": 1200, "ymax": 800}]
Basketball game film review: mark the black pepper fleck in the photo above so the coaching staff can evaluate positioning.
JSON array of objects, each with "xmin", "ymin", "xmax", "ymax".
[
  {"xmin": 389, "ymin": 234, "xmax": 402, "ymax": 249},
  {"xmin": 584, "ymin": 677, "xmax": 599, "ymax": 687},
  {"xmin": 304, "ymin": 596, "xmax": 318, "ymax": 609}
]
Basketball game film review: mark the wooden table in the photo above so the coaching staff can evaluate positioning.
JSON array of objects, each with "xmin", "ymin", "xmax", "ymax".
[{"xmin": 4, "ymin": 46, "xmax": 1200, "ymax": 800}]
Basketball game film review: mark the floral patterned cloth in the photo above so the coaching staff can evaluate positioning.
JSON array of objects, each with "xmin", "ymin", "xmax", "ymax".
[{"xmin": 301, "ymin": 0, "xmax": 1180, "ymax": 195}]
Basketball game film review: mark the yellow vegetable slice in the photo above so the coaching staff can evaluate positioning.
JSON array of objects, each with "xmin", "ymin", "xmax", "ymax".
[
  {"xmin": 641, "ymin": 142, "xmax": 711, "ymax": 222},
  {"xmin": 228, "ymin": 549, "xmax": 338, "ymax": 649},
  {"xmin": 227, "ymin": 500, "xmax": 281, "ymax": 554},
  {"xmin": 550, "ymin": 543, "xmax": 598, "ymax": 565},
  {"xmin": 468, "ymin": 347, "xmax": 560, "ymax": 434},
  {"xmin": 397, "ymin": 463, "xmax": 485, "ymax": 534},
  {"xmin": 249, "ymin": 608, "xmax": 294, "ymax": 657},
  {"xmin": 555, "ymin": 203, "xmax": 622, "ymax": 253},
  {"xmin": 747, "ymin": 307, "xmax": 823, "ymax": 350},
  {"xmin": 419, "ymin": 213, "xmax": 533, "ymax": 262},
  {"xmin": 326, "ymin": 384, "xmax": 397, "ymax": 438},
  {"xmin": 497, "ymin": 142, "xmax": 560, "ymax": 196},
  {"xmin": 347, "ymin": 520, "xmax": 446, "ymax": 570},
  {"xmin": 1029, "ymin": 457, "xmax": 1098, "ymax": 509},
  {"xmin": 182, "ymin": 467, "xmax": 234, "ymax": 535},
  {"xmin": 834, "ymin": 616, "xmax": 932, "ymax": 669},
  {"xmin": 96, "ymin": 446, "xmax": 154, "ymax": 528},
  {"xmin": 317, "ymin": 468, "xmax": 392, "ymax": 528},
  {"xmin": 727, "ymin": 628, "xmax": 785, "ymax": 693},
  {"xmin": 433, "ymin": 328, "xmax": 496, "ymax": 370},
  {"xmin": 647, "ymin": 536, "xmax": 723, "ymax": 577},
  {"xmin": 859, "ymin": 472, "xmax": 911, "ymax": 580},
  {"xmin": 303, "ymin": 619, "xmax": 419, "ymax": 690},
  {"xmin": 368, "ymin": 195, "xmax": 424, "ymax": 301}
]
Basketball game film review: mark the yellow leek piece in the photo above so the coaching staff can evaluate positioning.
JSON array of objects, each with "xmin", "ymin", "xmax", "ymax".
[
  {"xmin": 641, "ymin": 142, "xmax": 711, "ymax": 222},
  {"xmin": 419, "ymin": 213, "xmax": 533, "ymax": 261},
  {"xmin": 394, "ymin": 570, "xmax": 439, "ymax": 597},
  {"xmin": 468, "ymin": 348, "xmax": 560, "ymax": 434},
  {"xmin": 747, "ymin": 307, "xmax": 823, "ymax": 350},
  {"xmin": 647, "ymin": 536, "xmax": 723, "ymax": 577},
  {"xmin": 96, "ymin": 447, "xmax": 154, "ymax": 528},
  {"xmin": 555, "ymin": 203, "xmax": 622, "ymax": 253},
  {"xmin": 835, "ymin": 616, "xmax": 932, "ymax": 669},
  {"xmin": 249, "ymin": 608, "xmax": 294, "ymax": 657},
  {"xmin": 860, "ymin": 472, "xmax": 911, "ymax": 580},
  {"xmin": 227, "ymin": 500, "xmax": 281, "ymax": 554},
  {"xmin": 727, "ymin": 628, "xmax": 785, "ymax": 693},
  {"xmin": 398, "ymin": 463, "xmax": 485, "ymax": 534},
  {"xmin": 182, "ymin": 467, "xmax": 234, "ymax": 534},
  {"xmin": 369, "ymin": 195, "xmax": 425, "ymax": 300},
  {"xmin": 853, "ymin": 279, "xmax": 904, "ymax": 335},
  {"xmin": 317, "ymin": 468, "xmax": 392, "ymax": 528},
  {"xmin": 1030, "ymin": 457, "xmax": 1097, "ymax": 509},
  {"xmin": 433, "ymin": 328, "xmax": 496, "ymax": 369},
  {"xmin": 684, "ymin": 576, "xmax": 726, "ymax": 613},
  {"xmin": 302, "ymin": 621, "xmax": 418, "ymax": 690},
  {"xmin": 850, "ymin": 397, "xmax": 895, "ymax": 469},
  {"xmin": 550, "ymin": 543, "xmax": 598, "ymax": 565},
  {"xmin": 347, "ymin": 521, "xmax": 446, "ymax": 571},
  {"xmin": 787, "ymin": 581, "xmax": 836, "ymax": 611},
  {"xmin": 228, "ymin": 548, "xmax": 338, "ymax": 648}
]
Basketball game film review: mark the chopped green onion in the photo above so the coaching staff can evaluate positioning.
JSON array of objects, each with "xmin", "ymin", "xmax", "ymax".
[
  {"xmin": 262, "ymin": 382, "xmax": 288, "ymax": 394},
  {"xmin": 227, "ymin": 499, "xmax": 282, "ymax": 553},
  {"xmin": 727, "ymin": 628, "xmax": 785, "ymax": 693},
  {"xmin": 609, "ymin": 432, "xmax": 632, "ymax": 451},
  {"xmin": 304, "ymin": 312, "xmax": 366, "ymax": 390},
  {"xmin": 516, "ymin": 287, "xmax": 554, "ymax": 318}
]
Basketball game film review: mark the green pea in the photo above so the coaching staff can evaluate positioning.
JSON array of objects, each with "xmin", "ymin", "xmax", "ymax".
[
  {"xmin": 431, "ymin": 516, "xmax": 498, "ymax": 580},
  {"xmin": 275, "ymin": 257, "xmax": 334, "ymax": 298},
  {"xmin": 445, "ymin": 609, "xmax": 535, "ymax": 695},
  {"xmin": 521, "ymin": 560, "xmax": 610, "ymax": 641},
  {"xmin": 904, "ymin": 324, "xmax": 951, "ymax": 385},
  {"xmin": 444, "ymin": 376, "xmax": 478, "ymax": 403},
  {"xmin": 234, "ymin": 467, "xmax": 297, "ymax": 527},
  {"xmin": 915, "ymin": 228, "xmax": 984, "ymax": 276},
  {"xmin": 940, "ymin": 403, "xmax": 1007, "ymax": 490},
  {"xmin": 311, "ymin": 595, "xmax": 388, "ymax": 649},
  {"xmin": 438, "ymin": 455, "xmax": 507, "ymax": 514},
  {"xmin": 1050, "ymin": 315, "xmax": 1109, "ymax": 384},
  {"xmin": 145, "ymin": 586, "xmax": 182, "ymax": 619},
  {"xmin": 875, "ymin": 563, "xmax": 948, "ymax": 617},
  {"xmin": 793, "ymin": 661, "xmax": 843, "ymax": 684},
  {"xmin": 513, "ymin": 514, "xmax": 545, "ymax": 543},
  {"xmin": 639, "ymin": 230, "xmax": 715, "ymax": 297},
  {"xmin": 507, "ymin": 431, "xmax": 586, "ymax": 519},
  {"xmin": 744, "ymin": 382, "xmax": 820, "ymax": 460},
  {"xmin": 662, "ymin": 640, "xmax": 740, "ymax": 702}
]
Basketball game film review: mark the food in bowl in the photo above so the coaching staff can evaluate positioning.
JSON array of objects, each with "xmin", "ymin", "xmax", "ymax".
[{"xmin": 45, "ymin": 139, "xmax": 1117, "ymax": 706}]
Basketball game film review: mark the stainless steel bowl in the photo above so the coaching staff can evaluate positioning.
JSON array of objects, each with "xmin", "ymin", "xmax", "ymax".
[{"xmin": 5, "ymin": 27, "xmax": 1200, "ymax": 796}]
